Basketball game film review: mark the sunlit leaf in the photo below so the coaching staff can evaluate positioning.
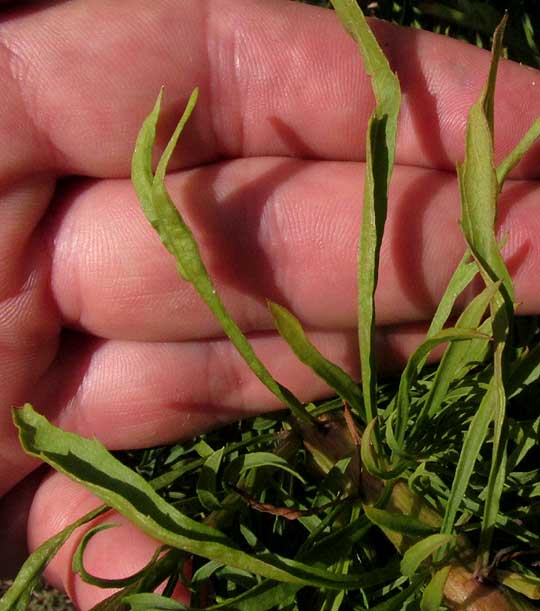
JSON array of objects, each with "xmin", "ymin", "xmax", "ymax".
[
  {"xmin": 13, "ymin": 405, "xmax": 376, "ymax": 590},
  {"xmin": 330, "ymin": 0, "xmax": 401, "ymax": 438},
  {"xmin": 269, "ymin": 301, "xmax": 364, "ymax": 417},
  {"xmin": 400, "ymin": 534, "xmax": 455, "ymax": 578},
  {"xmin": 420, "ymin": 565, "xmax": 451, "ymax": 611},
  {"xmin": 132, "ymin": 89, "xmax": 312, "ymax": 426}
]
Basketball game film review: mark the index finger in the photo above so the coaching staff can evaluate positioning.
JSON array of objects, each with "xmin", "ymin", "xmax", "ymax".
[{"xmin": 2, "ymin": 0, "xmax": 539, "ymax": 181}]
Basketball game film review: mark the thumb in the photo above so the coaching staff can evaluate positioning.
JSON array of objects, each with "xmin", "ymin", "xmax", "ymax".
[{"xmin": 27, "ymin": 472, "xmax": 190, "ymax": 610}]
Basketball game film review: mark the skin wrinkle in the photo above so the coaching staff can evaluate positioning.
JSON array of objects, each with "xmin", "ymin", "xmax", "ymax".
[
  {"xmin": 390, "ymin": 169, "xmax": 457, "ymax": 315},
  {"xmin": 204, "ymin": 338, "xmax": 251, "ymax": 415},
  {"xmin": 46, "ymin": 158, "xmax": 540, "ymax": 344},
  {"xmin": 0, "ymin": 1, "xmax": 539, "ymax": 177},
  {"xmin": 44, "ymin": 325, "xmax": 432, "ymax": 453},
  {"xmin": 0, "ymin": 24, "xmax": 62, "ymax": 177},
  {"xmin": 49, "ymin": 184, "xmax": 87, "ymax": 330},
  {"xmin": 206, "ymin": 0, "xmax": 245, "ymax": 159}
]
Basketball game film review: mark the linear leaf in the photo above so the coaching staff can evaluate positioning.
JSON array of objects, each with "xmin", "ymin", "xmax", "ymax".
[
  {"xmin": 455, "ymin": 18, "xmax": 518, "ymax": 574},
  {"xmin": 496, "ymin": 570, "xmax": 540, "ymax": 600},
  {"xmin": 394, "ymin": 328, "xmax": 490, "ymax": 448},
  {"xmin": 420, "ymin": 565, "xmax": 451, "ymax": 611},
  {"xmin": 131, "ymin": 90, "xmax": 312, "ymax": 426},
  {"xmin": 361, "ymin": 417, "xmax": 403, "ymax": 479},
  {"xmin": 224, "ymin": 452, "xmax": 307, "ymax": 485},
  {"xmin": 364, "ymin": 505, "xmax": 438, "ymax": 538},
  {"xmin": 400, "ymin": 534, "xmax": 455, "ymax": 578},
  {"xmin": 497, "ymin": 119, "xmax": 540, "ymax": 187},
  {"xmin": 458, "ymin": 17, "xmax": 514, "ymax": 307},
  {"xmin": 367, "ymin": 580, "xmax": 422, "ymax": 611},
  {"xmin": 90, "ymin": 550, "xmax": 185, "ymax": 611},
  {"xmin": 269, "ymin": 301, "xmax": 364, "ymax": 417},
  {"xmin": 73, "ymin": 523, "xmax": 162, "ymax": 588},
  {"xmin": 196, "ymin": 447, "xmax": 224, "ymax": 511},
  {"xmin": 482, "ymin": 15, "xmax": 507, "ymax": 133},
  {"xmin": 0, "ymin": 505, "xmax": 107, "ymax": 610},
  {"xmin": 425, "ymin": 252, "xmax": 478, "ymax": 341},
  {"xmin": 439, "ymin": 380, "xmax": 497, "ymax": 535},
  {"xmin": 13, "ymin": 405, "xmax": 369, "ymax": 590},
  {"xmin": 131, "ymin": 89, "xmax": 165, "ymax": 231},
  {"xmin": 330, "ymin": 0, "xmax": 401, "ymax": 433},
  {"xmin": 411, "ymin": 283, "xmax": 498, "ymax": 436},
  {"xmin": 477, "ymin": 328, "xmax": 508, "ymax": 571}
]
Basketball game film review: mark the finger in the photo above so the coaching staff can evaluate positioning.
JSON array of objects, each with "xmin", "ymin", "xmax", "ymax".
[
  {"xmin": 48, "ymin": 159, "xmax": 539, "ymax": 341},
  {"xmin": 4, "ymin": 321, "xmax": 435, "ymax": 493},
  {"xmin": 0, "ymin": 173, "xmax": 61, "ymax": 498},
  {"xmin": 27, "ymin": 472, "xmax": 191, "ymax": 610},
  {"xmin": 2, "ymin": 0, "xmax": 540, "ymax": 180},
  {"xmin": 0, "ymin": 467, "xmax": 45, "ymax": 578},
  {"xmin": 26, "ymin": 324, "xmax": 432, "ymax": 453},
  {"xmin": 10, "ymin": 323, "xmax": 433, "ymax": 583}
]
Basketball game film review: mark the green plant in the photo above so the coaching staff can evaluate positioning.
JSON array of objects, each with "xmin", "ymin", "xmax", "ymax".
[{"xmin": 2, "ymin": 2, "xmax": 540, "ymax": 610}]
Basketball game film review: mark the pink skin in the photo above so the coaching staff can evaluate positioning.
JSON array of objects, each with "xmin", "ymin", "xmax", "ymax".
[{"xmin": 1, "ymin": 0, "xmax": 540, "ymax": 607}]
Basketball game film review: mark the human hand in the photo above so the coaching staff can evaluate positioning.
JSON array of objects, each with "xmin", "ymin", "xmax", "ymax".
[{"xmin": 1, "ymin": 0, "xmax": 540, "ymax": 608}]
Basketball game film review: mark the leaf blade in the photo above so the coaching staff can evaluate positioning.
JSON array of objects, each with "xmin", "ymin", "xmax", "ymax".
[
  {"xmin": 13, "ymin": 404, "xmax": 376, "ymax": 590},
  {"xmin": 331, "ymin": 0, "xmax": 401, "ymax": 434}
]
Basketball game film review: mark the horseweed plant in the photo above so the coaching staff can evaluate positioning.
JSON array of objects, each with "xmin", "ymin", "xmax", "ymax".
[{"xmin": 2, "ymin": 1, "xmax": 540, "ymax": 610}]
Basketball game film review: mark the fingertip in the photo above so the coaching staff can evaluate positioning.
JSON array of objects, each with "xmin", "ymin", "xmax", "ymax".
[{"xmin": 28, "ymin": 472, "xmax": 190, "ymax": 610}]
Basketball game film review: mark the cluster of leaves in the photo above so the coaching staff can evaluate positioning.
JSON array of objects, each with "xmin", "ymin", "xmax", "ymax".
[{"xmin": 2, "ymin": 1, "xmax": 540, "ymax": 611}]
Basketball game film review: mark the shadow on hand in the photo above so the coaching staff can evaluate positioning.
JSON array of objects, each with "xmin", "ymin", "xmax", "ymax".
[{"xmin": 179, "ymin": 116, "xmax": 323, "ymax": 321}]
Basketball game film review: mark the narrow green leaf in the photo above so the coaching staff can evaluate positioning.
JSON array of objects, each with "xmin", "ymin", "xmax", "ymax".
[
  {"xmin": 190, "ymin": 559, "xmax": 223, "ymax": 584},
  {"xmin": 439, "ymin": 379, "xmax": 498, "ymax": 535},
  {"xmin": 224, "ymin": 452, "xmax": 306, "ymax": 485},
  {"xmin": 203, "ymin": 581, "xmax": 300, "ymax": 611},
  {"xmin": 411, "ymin": 283, "xmax": 499, "ymax": 435},
  {"xmin": 11, "ymin": 574, "xmax": 41, "ymax": 611},
  {"xmin": 507, "ymin": 415, "xmax": 540, "ymax": 470},
  {"xmin": 367, "ymin": 580, "xmax": 422, "ymax": 611},
  {"xmin": 508, "ymin": 341, "xmax": 540, "ymax": 398},
  {"xmin": 496, "ymin": 570, "xmax": 540, "ymax": 600},
  {"xmin": 425, "ymin": 252, "xmax": 478, "ymax": 341},
  {"xmin": 13, "ymin": 405, "xmax": 368, "ymax": 590},
  {"xmin": 458, "ymin": 17, "xmax": 514, "ymax": 308},
  {"xmin": 361, "ymin": 424, "xmax": 408, "ymax": 479},
  {"xmin": 394, "ymin": 328, "xmax": 490, "ymax": 447},
  {"xmin": 196, "ymin": 447, "xmax": 224, "ymax": 511},
  {"xmin": 420, "ymin": 565, "xmax": 451, "ymax": 611},
  {"xmin": 360, "ymin": 417, "xmax": 386, "ymax": 478},
  {"xmin": 330, "ymin": 0, "xmax": 401, "ymax": 435},
  {"xmin": 269, "ymin": 301, "xmax": 364, "ymax": 417},
  {"xmin": 0, "ymin": 505, "xmax": 107, "ymax": 610},
  {"xmin": 131, "ymin": 88, "xmax": 164, "ymax": 231},
  {"xmin": 400, "ymin": 534, "xmax": 455, "ymax": 578},
  {"xmin": 497, "ymin": 119, "xmax": 540, "ymax": 187},
  {"xmin": 482, "ymin": 15, "xmax": 507, "ymax": 133},
  {"xmin": 73, "ymin": 524, "xmax": 164, "ymax": 589},
  {"xmin": 454, "ymin": 17, "xmax": 521, "ymax": 574},
  {"xmin": 90, "ymin": 550, "xmax": 185, "ymax": 611},
  {"xmin": 364, "ymin": 506, "xmax": 438, "ymax": 538},
  {"xmin": 477, "ymin": 337, "xmax": 508, "ymax": 572},
  {"xmin": 132, "ymin": 90, "xmax": 312, "ymax": 426}
]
